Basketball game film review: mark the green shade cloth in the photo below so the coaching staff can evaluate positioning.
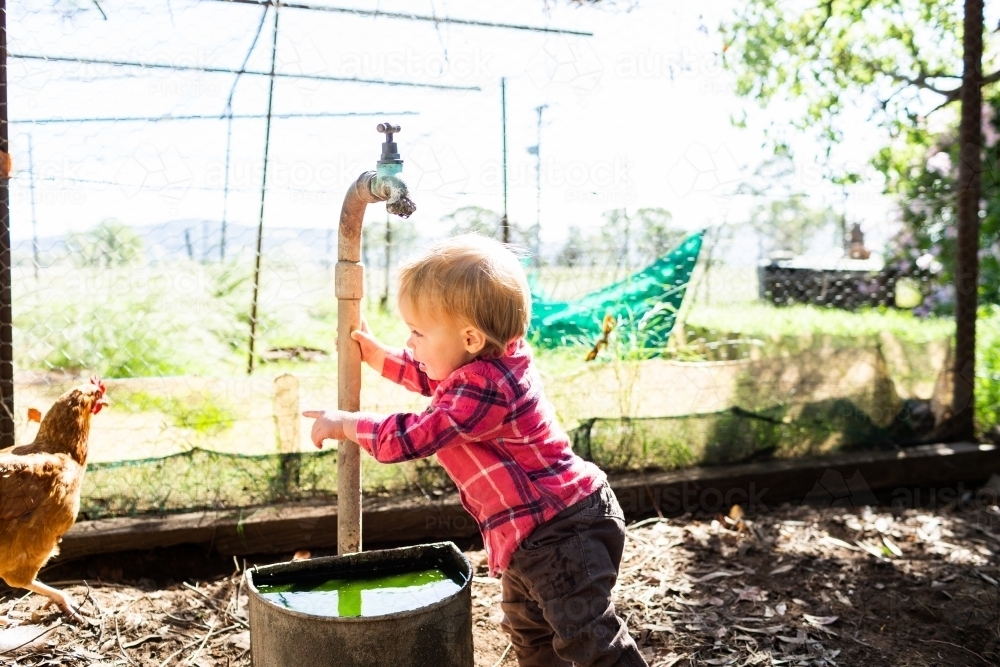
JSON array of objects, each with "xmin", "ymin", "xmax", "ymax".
[{"xmin": 529, "ymin": 232, "xmax": 704, "ymax": 349}]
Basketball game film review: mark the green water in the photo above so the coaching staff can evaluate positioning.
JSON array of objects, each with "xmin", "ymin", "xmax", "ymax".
[{"xmin": 256, "ymin": 567, "xmax": 462, "ymax": 618}]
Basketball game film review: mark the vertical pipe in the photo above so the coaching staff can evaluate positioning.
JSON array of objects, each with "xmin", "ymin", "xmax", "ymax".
[
  {"xmin": 337, "ymin": 290, "xmax": 362, "ymax": 554},
  {"xmin": 0, "ymin": 0, "xmax": 12, "ymax": 449},
  {"xmin": 501, "ymin": 78, "xmax": 509, "ymax": 244},
  {"xmin": 27, "ymin": 135, "xmax": 37, "ymax": 280},
  {"xmin": 337, "ymin": 177, "xmax": 369, "ymax": 555},
  {"xmin": 335, "ymin": 148, "xmax": 414, "ymax": 556},
  {"xmin": 247, "ymin": 5, "xmax": 279, "ymax": 375},
  {"xmin": 951, "ymin": 0, "xmax": 983, "ymax": 439}
]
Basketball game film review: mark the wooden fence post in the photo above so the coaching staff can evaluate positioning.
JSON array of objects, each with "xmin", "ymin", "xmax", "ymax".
[{"xmin": 274, "ymin": 373, "xmax": 300, "ymax": 497}]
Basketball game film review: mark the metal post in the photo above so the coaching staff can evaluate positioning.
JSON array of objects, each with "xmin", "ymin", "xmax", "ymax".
[
  {"xmin": 0, "ymin": 0, "xmax": 13, "ymax": 448},
  {"xmin": 532, "ymin": 104, "xmax": 547, "ymax": 264},
  {"xmin": 381, "ymin": 211, "xmax": 391, "ymax": 310},
  {"xmin": 220, "ymin": 114, "xmax": 233, "ymax": 260},
  {"xmin": 27, "ymin": 135, "xmax": 37, "ymax": 280},
  {"xmin": 247, "ymin": 5, "xmax": 279, "ymax": 375},
  {"xmin": 500, "ymin": 78, "xmax": 509, "ymax": 244},
  {"xmin": 221, "ymin": 5, "xmax": 270, "ymax": 262}
]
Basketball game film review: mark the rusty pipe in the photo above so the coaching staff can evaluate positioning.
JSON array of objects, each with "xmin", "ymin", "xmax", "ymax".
[{"xmin": 336, "ymin": 163, "xmax": 415, "ymax": 555}]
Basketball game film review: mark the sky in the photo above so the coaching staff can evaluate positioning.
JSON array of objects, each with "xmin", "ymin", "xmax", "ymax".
[{"xmin": 7, "ymin": 0, "xmax": 908, "ymax": 265}]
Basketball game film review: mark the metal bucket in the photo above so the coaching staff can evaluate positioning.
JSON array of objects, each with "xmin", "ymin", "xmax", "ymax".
[{"xmin": 246, "ymin": 542, "xmax": 474, "ymax": 667}]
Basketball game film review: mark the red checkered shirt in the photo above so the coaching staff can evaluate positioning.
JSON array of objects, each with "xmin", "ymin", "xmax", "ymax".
[{"xmin": 355, "ymin": 338, "xmax": 606, "ymax": 575}]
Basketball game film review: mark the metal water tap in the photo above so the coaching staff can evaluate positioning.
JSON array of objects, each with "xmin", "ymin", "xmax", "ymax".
[
  {"xmin": 372, "ymin": 122, "xmax": 416, "ymax": 218},
  {"xmin": 335, "ymin": 123, "xmax": 416, "ymax": 555}
]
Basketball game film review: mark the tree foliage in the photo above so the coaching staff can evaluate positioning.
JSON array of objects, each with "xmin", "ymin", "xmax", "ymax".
[
  {"xmin": 439, "ymin": 206, "xmax": 531, "ymax": 248},
  {"xmin": 66, "ymin": 219, "xmax": 145, "ymax": 268},
  {"xmin": 555, "ymin": 207, "xmax": 684, "ymax": 270},
  {"xmin": 722, "ymin": 0, "xmax": 973, "ymax": 153},
  {"xmin": 722, "ymin": 0, "xmax": 1000, "ymax": 308},
  {"xmin": 362, "ymin": 216, "xmax": 418, "ymax": 268},
  {"xmin": 875, "ymin": 97, "xmax": 1000, "ymax": 311},
  {"xmin": 748, "ymin": 195, "xmax": 841, "ymax": 259},
  {"xmin": 441, "ymin": 205, "xmax": 502, "ymax": 238}
]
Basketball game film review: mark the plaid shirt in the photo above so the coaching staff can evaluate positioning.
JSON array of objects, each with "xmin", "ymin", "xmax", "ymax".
[{"xmin": 355, "ymin": 338, "xmax": 606, "ymax": 575}]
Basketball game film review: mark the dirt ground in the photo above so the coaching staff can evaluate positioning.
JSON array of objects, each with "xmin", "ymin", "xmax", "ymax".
[{"xmin": 1, "ymin": 501, "xmax": 998, "ymax": 667}]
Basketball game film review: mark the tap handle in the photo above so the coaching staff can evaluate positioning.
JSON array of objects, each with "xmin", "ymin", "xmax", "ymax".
[
  {"xmin": 377, "ymin": 123, "xmax": 403, "ymax": 165},
  {"xmin": 377, "ymin": 122, "xmax": 401, "ymax": 137}
]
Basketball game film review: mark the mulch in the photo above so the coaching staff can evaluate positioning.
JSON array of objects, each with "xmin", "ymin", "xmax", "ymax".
[{"xmin": 2, "ymin": 500, "xmax": 998, "ymax": 667}]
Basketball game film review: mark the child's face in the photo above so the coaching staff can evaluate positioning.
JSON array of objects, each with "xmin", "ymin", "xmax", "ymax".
[{"xmin": 399, "ymin": 301, "xmax": 486, "ymax": 381}]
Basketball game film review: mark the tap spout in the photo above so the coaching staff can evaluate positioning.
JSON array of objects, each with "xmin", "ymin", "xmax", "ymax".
[{"xmin": 373, "ymin": 172, "xmax": 416, "ymax": 219}]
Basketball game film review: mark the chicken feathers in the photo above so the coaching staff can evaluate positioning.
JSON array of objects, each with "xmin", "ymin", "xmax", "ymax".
[{"xmin": 0, "ymin": 377, "xmax": 105, "ymax": 618}]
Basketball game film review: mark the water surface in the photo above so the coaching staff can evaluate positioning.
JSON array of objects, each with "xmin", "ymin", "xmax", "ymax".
[{"xmin": 257, "ymin": 567, "xmax": 461, "ymax": 617}]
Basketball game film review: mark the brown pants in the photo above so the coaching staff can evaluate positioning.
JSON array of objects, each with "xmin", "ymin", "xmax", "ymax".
[{"xmin": 500, "ymin": 484, "xmax": 648, "ymax": 667}]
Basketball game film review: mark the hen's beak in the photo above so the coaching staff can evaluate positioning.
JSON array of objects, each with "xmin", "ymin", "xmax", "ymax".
[{"xmin": 93, "ymin": 396, "xmax": 110, "ymax": 414}]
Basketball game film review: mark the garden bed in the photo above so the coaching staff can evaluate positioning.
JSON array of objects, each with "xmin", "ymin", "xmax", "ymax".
[{"xmin": 2, "ymin": 500, "xmax": 998, "ymax": 666}]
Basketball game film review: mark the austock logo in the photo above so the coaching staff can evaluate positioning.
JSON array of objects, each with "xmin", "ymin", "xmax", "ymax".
[
  {"xmin": 406, "ymin": 142, "xmax": 470, "ymax": 199},
  {"xmin": 665, "ymin": 143, "xmax": 743, "ymax": 199},
  {"xmin": 614, "ymin": 482, "xmax": 770, "ymax": 515},
  {"xmin": 116, "ymin": 141, "xmax": 194, "ymax": 208},
  {"xmin": 526, "ymin": 38, "xmax": 603, "ymax": 93},
  {"xmin": 804, "ymin": 469, "xmax": 878, "ymax": 510}
]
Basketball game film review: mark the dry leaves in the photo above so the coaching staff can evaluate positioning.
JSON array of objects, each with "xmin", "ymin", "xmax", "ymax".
[
  {"xmin": 610, "ymin": 502, "xmax": 1000, "ymax": 666},
  {"xmin": 0, "ymin": 572, "xmax": 249, "ymax": 667},
  {"xmin": 2, "ymin": 502, "xmax": 999, "ymax": 667}
]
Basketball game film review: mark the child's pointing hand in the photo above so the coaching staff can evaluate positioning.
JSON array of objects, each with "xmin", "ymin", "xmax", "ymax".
[{"xmin": 302, "ymin": 409, "xmax": 357, "ymax": 448}]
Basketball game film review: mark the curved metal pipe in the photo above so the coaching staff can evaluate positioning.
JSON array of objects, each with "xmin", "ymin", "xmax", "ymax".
[{"xmin": 336, "ymin": 170, "xmax": 415, "ymax": 555}]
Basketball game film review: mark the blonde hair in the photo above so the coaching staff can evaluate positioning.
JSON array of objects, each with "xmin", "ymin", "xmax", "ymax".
[{"xmin": 397, "ymin": 234, "xmax": 532, "ymax": 358}]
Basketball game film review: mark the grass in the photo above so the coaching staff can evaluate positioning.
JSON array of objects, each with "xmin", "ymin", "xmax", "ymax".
[
  {"xmin": 112, "ymin": 387, "xmax": 237, "ymax": 435},
  {"xmin": 684, "ymin": 303, "xmax": 955, "ymax": 344},
  {"xmin": 976, "ymin": 307, "xmax": 1000, "ymax": 435}
]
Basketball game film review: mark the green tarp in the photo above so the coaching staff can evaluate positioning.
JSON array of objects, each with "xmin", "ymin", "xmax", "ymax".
[{"xmin": 529, "ymin": 232, "xmax": 703, "ymax": 349}]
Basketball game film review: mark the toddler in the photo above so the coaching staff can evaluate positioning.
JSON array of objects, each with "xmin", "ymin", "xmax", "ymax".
[{"xmin": 304, "ymin": 234, "xmax": 647, "ymax": 667}]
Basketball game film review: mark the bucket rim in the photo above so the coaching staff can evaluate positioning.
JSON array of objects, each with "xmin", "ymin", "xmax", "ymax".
[{"xmin": 245, "ymin": 541, "xmax": 472, "ymax": 623}]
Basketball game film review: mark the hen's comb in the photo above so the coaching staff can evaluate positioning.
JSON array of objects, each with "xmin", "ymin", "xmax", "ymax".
[{"xmin": 89, "ymin": 375, "xmax": 106, "ymax": 395}]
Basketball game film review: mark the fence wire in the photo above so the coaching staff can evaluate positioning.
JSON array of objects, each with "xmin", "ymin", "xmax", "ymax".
[{"xmin": 3, "ymin": 1, "xmax": 986, "ymax": 520}]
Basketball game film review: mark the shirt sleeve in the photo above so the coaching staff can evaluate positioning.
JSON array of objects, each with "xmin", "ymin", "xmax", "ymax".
[
  {"xmin": 380, "ymin": 348, "xmax": 438, "ymax": 397},
  {"xmin": 354, "ymin": 370, "xmax": 508, "ymax": 463}
]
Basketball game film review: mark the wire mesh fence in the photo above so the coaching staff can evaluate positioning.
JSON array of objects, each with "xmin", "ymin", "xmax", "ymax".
[{"xmin": 3, "ymin": 1, "xmax": 989, "ymax": 520}]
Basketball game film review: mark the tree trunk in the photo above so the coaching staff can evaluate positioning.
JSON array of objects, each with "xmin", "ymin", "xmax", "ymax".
[{"xmin": 948, "ymin": 0, "xmax": 983, "ymax": 440}]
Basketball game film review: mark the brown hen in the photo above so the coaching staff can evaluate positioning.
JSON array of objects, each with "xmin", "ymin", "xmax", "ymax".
[{"xmin": 0, "ymin": 377, "xmax": 106, "ymax": 617}]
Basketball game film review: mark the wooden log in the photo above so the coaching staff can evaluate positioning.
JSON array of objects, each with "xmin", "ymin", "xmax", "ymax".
[
  {"xmin": 610, "ymin": 441, "xmax": 999, "ymax": 517},
  {"xmin": 56, "ymin": 442, "xmax": 1000, "ymax": 561},
  {"xmin": 58, "ymin": 492, "xmax": 479, "ymax": 561}
]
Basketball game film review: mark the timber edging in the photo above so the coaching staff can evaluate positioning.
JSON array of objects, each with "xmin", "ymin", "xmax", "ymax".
[{"xmin": 57, "ymin": 442, "xmax": 999, "ymax": 561}]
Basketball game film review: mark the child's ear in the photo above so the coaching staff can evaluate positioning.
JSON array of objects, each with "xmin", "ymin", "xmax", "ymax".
[{"xmin": 462, "ymin": 327, "xmax": 487, "ymax": 355}]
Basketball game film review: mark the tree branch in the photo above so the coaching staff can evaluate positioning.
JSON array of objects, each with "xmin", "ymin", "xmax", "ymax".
[
  {"xmin": 863, "ymin": 59, "xmax": 960, "ymax": 99},
  {"xmin": 804, "ymin": 0, "xmax": 835, "ymax": 47},
  {"xmin": 926, "ymin": 89, "xmax": 963, "ymax": 115},
  {"xmin": 982, "ymin": 69, "xmax": 1000, "ymax": 86}
]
